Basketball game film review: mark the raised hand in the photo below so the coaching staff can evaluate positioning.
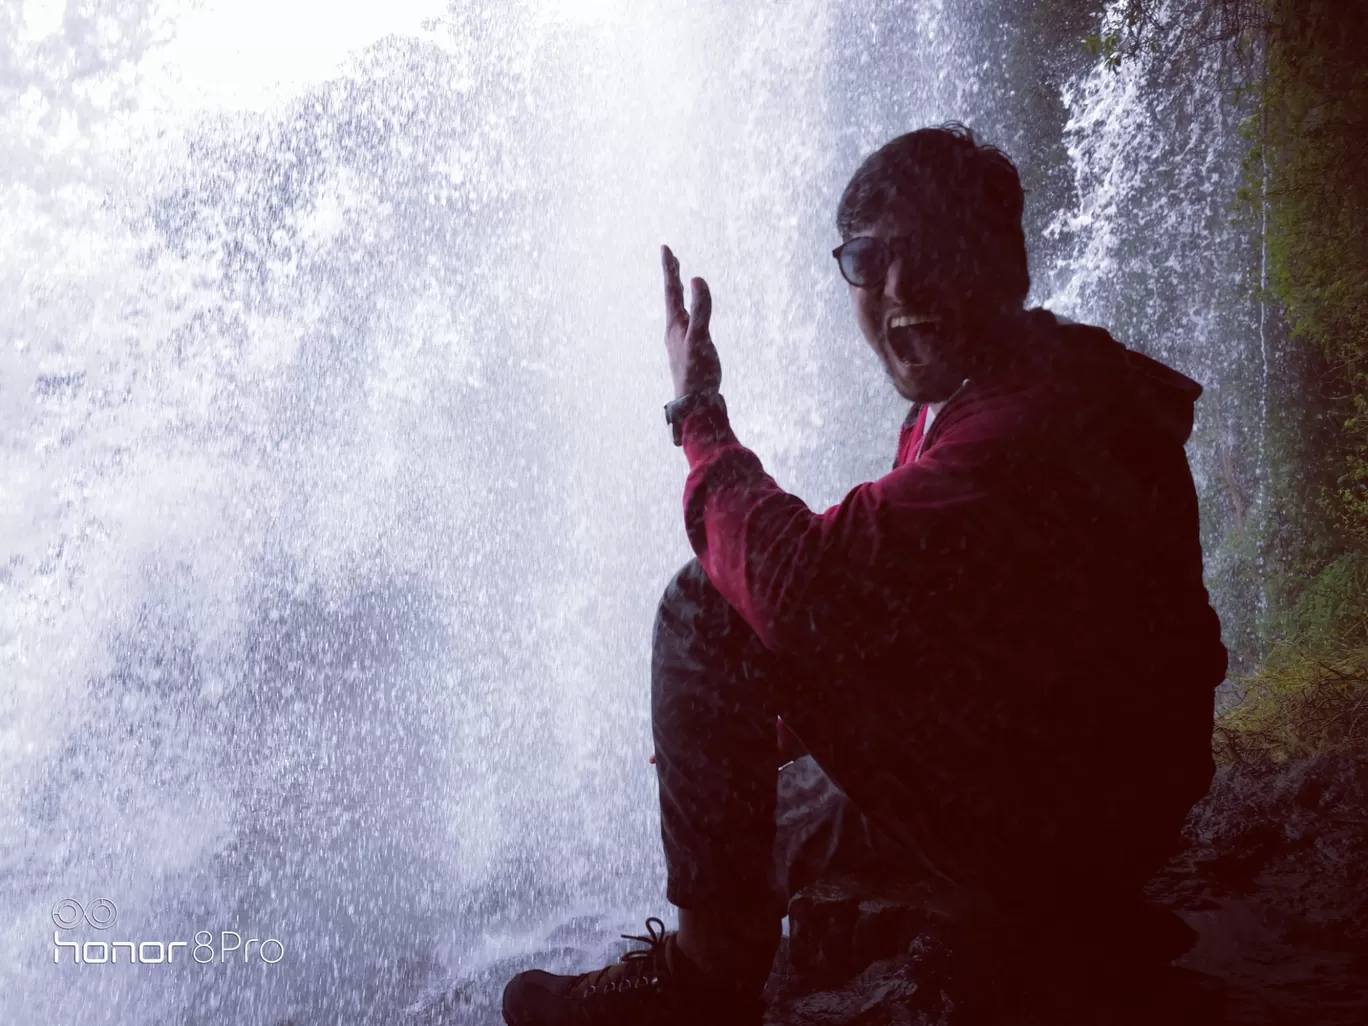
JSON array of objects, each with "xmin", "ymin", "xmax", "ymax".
[{"xmin": 661, "ymin": 244, "xmax": 722, "ymax": 399}]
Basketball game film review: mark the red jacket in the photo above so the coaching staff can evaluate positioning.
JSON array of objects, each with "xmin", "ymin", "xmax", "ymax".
[{"xmin": 679, "ymin": 309, "xmax": 1227, "ymax": 891}]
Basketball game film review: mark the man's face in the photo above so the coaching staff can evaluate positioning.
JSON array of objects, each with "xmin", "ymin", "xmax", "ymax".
[{"xmin": 846, "ymin": 206, "xmax": 975, "ymax": 404}]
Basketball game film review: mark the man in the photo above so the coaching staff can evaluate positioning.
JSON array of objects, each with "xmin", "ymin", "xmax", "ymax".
[{"xmin": 502, "ymin": 124, "xmax": 1227, "ymax": 1026}]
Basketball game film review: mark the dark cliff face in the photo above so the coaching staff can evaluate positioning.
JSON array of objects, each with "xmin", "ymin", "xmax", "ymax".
[{"xmin": 759, "ymin": 753, "xmax": 1368, "ymax": 1026}]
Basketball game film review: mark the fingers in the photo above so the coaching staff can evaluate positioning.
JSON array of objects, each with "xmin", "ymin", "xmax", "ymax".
[
  {"xmin": 662, "ymin": 246, "xmax": 713, "ymax": 339},
  {"xmin": 661, "ymin": 245, "xmax": 687, "ymax": 327},
  {"xmin": 687, "ymin": 276, "xmax": 711, "ymax": 339}
]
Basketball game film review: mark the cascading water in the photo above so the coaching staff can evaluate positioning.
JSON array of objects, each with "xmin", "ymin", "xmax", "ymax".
[
  {"xmin": 2, "ymin": 1, "xmax": 1257, "ymax": 1023},
  {"xmin": 1044, "ymin": 0, "xmax": 1268, "ymax": 668}
]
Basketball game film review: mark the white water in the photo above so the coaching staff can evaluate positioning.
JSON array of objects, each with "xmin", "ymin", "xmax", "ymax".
[
  {"xmin": 1046, "ymin": 0, "xmax": 1264, "ymax": 658},
  {"xmin": 1, "ymin": 1, "xmax": 1253, "ymax": 1023}
]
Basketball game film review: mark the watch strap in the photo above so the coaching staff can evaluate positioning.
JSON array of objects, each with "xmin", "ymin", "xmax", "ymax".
[{"xmin": 664, "ymin": 389, "xmax": 725, "ymax": 446}]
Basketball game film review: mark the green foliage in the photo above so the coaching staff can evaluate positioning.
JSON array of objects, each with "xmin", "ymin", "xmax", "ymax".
[
  {"xmin": 1224, "ymin": 2, "xmax": 1368, "ymax": 754},
  {"xmin": 1082, "ymin": 31, "xmax": 1125, "ymax": 72},
  {"xmin": 1074, "ymin": 0, "xmax": 1368, "ymax": 753},
  {"xmin": 1216, "ymin": 643, "xmax": 1368, "ymax": 763},
  {"xmin": 1077, "ymin": 0, "xmax": 1258, "ymax": 69},
  {"xmin": 1278, "ymin": 552, "xmax": 1368, "ymax": 649},
  {"xmin": 1098, "ymin": 0, "xmax": 1368, "ymax": 546},
  {"xmin": 1256, "ymin": 0, "xmax": 1368, "ymax": 546},
  {"xmin": 1217, "ymin": 554, "xmax": 1368, "ymax": 762}
]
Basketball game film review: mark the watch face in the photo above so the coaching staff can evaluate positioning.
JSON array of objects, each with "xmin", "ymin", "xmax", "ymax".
[{"xmin": 665, "ymin": 393, "xmax": 695, "ymax": 424}]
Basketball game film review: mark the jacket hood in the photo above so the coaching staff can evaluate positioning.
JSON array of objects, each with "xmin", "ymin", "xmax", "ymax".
[{"xmin": 1007, "ymin": 308, "xmax": 1204, "ymax": 446}]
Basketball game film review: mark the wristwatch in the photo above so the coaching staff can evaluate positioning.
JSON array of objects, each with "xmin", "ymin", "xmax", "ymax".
[{"xmin": 663, "ymin": 389, "xmax": 726, "ymax": 446}]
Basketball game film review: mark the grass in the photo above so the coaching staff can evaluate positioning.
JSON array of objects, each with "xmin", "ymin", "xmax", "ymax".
[
  {"xmin": 1213, "ymin": 552, "xmax": 1368, "ymax": 763},
  {"xmin": 1215, "ymin": 642, "xmax": 1368, "ymax": 764}
]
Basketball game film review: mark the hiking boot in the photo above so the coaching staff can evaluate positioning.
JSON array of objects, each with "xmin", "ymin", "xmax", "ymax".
[{"xmin": 501, "ymin": 917, "xmax": 765, "ymax": 1026}]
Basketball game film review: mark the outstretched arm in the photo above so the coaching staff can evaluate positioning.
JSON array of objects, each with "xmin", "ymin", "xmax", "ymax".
[{"xmin": 658, "ymin": 247, "xmax": 996, "ymax": 661}]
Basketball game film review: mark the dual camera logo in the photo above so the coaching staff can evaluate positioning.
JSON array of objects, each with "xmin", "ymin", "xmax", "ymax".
[
  {"xmin": 52, "ymin": 898, "xmax": 285, "ymax": 965},
  {"xmin": 53, "ymin": 898, "xmax": 118, "ymax": 931}
]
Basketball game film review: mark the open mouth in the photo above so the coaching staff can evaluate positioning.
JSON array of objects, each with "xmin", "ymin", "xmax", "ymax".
[
  {"xmin": 885, "ymin": 313, "xmax": 944, "ymax": 368},
  {"xmin": 889, "ymin": 314, "xmax": 941, "ymax": 329}
]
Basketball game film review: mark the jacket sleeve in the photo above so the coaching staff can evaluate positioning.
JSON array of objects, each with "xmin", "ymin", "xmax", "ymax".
[{"xmin": 678, "ymin": 401, "xmax": 998, "ymax": 661}]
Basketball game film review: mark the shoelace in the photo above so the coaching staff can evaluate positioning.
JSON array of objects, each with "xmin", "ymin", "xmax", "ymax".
[{"xmin": 573, "ymin": 917, "xmax": 670, "ymax": 1003}]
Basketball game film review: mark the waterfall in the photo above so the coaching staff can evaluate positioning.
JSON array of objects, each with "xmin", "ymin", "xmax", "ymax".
[
  {"xmin": 1044, "ymin": 0, "xmax": 1265, "ymax": 665},
  {"xmin": 2, "ymin": 1, "xmax": 1258, "ymax": 1023}
]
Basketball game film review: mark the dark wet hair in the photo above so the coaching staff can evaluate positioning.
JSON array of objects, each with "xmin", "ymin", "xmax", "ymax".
[{"xmin": 836, "ymin": 123, "xmax": 1030, "ymax": 307}]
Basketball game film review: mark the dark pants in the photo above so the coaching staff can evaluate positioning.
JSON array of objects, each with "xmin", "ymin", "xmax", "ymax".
[
  {"xmin": 651, "ymin": 559, "xmax": 938, "ymax": 919},
  {"xmin": 650, "ymin": 559, "xmax": 1201, "ymax": 970}
]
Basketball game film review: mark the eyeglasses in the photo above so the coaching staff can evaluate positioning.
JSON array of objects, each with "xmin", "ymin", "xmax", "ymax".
[{"xmin": 831, "ymin": 234, "xmax": 924, "ymax": 289}]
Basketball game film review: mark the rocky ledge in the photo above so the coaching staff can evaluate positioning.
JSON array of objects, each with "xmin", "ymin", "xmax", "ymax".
[{"xmin": 764, "ymin": 754, "xmax": 1368, "ymax": 1025}]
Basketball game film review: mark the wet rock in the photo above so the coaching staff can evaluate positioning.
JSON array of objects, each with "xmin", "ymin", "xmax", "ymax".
[
  {"xmin": 1156, "ymin": 754, "xmax": 1368, "ymax": 940},
  {"xmin": 786, "ymin": 875, "xmax": 952, "ymax": 991},
  {"xmin": 1148, "ymin": 753, "xmax": 1368, "ymax": 1025},
  {"xmin": 769, "ymin": 754, "xmax": 1368, "ymax": 1025}
]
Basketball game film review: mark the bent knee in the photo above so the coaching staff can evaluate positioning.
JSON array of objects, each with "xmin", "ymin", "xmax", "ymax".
[
  {"xmin": 652, "ymin": 558, "xmax": 737, "ymax": 655},
  {"xmin": 659, "ymin": 558, "xmax": 713, "ymax": 613}
]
